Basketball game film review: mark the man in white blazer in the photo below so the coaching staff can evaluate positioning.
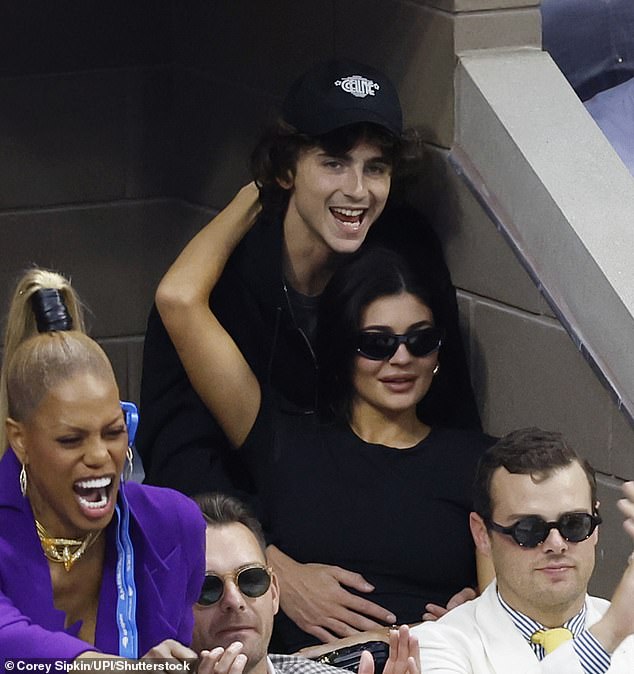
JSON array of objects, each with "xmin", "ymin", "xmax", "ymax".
[{"xmin": 414, "ymin": 427, "xmax": 634, "ymax": 673}]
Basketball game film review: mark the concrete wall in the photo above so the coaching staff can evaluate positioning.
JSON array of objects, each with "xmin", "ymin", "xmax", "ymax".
[
  {"xmin": 426, "ymin": 2, "xmax": 634, "ymax": 595},
  {"xmin": 1, "ymin": 0, "xmax": 632, "ymax": 594},
  {"xmin": 0, "ymin": 1, "xmax": 210, "ymax": 402},
  {"xmin": 0, "ymin": 0, "xmax": 542, "ymax": 391}
]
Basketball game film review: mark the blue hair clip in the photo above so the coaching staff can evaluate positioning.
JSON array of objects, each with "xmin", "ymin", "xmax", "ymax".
[{"xmin": 120, "ymin": 401, "xmax": 139, "ymax": 447}]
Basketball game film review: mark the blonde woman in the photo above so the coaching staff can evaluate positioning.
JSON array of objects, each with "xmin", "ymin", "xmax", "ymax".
[{"xmin": 0, "ymin": 267, "xmax": 85, "ymax": 455}]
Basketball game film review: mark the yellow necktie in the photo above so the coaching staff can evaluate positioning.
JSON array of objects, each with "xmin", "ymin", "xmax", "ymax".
[{"xmin": 531, "ymin": 627, "xmax": 574, "ymax": 654}]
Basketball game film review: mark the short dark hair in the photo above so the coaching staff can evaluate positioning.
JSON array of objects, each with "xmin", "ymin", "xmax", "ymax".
[
  {"xmin": 473, "ymin": 427, "xmax": 598, "ymax": 523},
  {"xmin": 316, "ymin": 246, "xmax": 435, "ymax": 423},
  {"xmin": 193, "ymin": 492, "xmax": 266, "ymax": 553},
  {"xmin": 251, "ymin": 120, "xmax": 408, "ymax": 218}
]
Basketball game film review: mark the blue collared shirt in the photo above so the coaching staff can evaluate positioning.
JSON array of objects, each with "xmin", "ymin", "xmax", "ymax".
[{"xmin": 497, "ymin": 590, "xmax": 611, "ymax": 674}]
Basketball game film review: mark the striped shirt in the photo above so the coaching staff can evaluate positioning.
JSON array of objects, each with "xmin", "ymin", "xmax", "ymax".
[{"xmin": 497, "ymin": 591, "xmax": 611, "ymax": 674}]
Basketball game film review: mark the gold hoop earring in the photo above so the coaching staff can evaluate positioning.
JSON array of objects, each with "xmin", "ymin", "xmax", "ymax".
[
  {"xmin": 124, "ymin": 446, "xmax": 134, "ymax": 481},
  {"xmin": 19, "ymin": 463, "xmax": 28, "ymax": 497},
  {"xmin": 432, "ymin": 364, "xmax": 440, "ymax": 376}
]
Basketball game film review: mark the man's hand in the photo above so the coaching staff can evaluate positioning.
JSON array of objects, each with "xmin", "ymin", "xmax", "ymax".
[
  {"xmin": 590, "ymin": 481, "xmax": 634, "ymax": 653},
  {"xmin": 197, "ymin": 641, "xmax": 248, "ymax": 674},
  {"xmin": 620, "ymin": 481, "xmax": 634, "ymax": 542},
  {"xmin": 422, "ymin": 586, "xmax": 477, "ymax": 622},
  {"xmin": 267, "ymin": 546, "xmax": 395, "ymax": 643},
  {"xmin": 358, "ymin": 625, "xmax": 420, "ymax": 674}
]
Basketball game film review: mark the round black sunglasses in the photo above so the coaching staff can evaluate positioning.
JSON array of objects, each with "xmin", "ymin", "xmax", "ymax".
[
  {"xmin": 197, "ymin": 564, "xmax": 272, "ymax": 606},
  {"xmin": 356, "ymin": 326, "xmax": 442, "ymax": 361},
  {"xmin": 487, "ymin": 511, "xmax": 602, "ymax": 548}
]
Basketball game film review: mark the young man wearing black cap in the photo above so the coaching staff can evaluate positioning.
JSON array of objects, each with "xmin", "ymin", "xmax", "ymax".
[{"xmin": 137, "ymin": 59, "xmax": 481, "ymax": 642}]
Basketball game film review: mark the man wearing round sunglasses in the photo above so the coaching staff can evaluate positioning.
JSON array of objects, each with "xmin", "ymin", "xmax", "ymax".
[
  {"xmin": 414, "ymin": 427, "xmax": 634, "ymax": 672},
  {"xmin": 192, "ymin": 493, "xmax": 420, "ymax": 674}
]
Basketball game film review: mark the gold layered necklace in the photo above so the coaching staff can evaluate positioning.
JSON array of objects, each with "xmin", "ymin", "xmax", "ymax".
[{"xmin": 35, "ymin": 520, "xmax": 102, "ymax": 572}]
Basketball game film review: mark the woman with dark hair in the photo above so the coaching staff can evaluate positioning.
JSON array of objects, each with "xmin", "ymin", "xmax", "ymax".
[
  {"xmin": 315, "ymin": 247, "xmax": 436, "ymax": 425},
  {"xmin": 138, "ymin": 59, "xmax": 480, "ymax": 502},
  {"xmin": 156, "ymin": 185, "xmax": 495, "ymax": 653}
]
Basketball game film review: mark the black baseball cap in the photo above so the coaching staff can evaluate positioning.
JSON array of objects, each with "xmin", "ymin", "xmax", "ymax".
[{"xmin": 282, "ymin": 59, "xmax": 403, "ymax": 137}]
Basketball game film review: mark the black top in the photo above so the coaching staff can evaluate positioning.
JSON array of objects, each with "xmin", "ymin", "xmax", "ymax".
[
  {"xmin": 137, "ymin": 201, "xmax": 482, "ymax": 497},
  {"xmin": 242, "ymin": 407, "xmax": 496, "ymax": 652}
]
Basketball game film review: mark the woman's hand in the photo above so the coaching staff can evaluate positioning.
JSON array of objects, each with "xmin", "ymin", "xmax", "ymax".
[
  {"xmin": 421, "ymin": 548, "xmax": 493, "ymax": 623},
  {"xmin": 267, "ymin": 545, "xmax": 395, "ymax": 643},
  {"xmin": 141, "ymin": 638, "xmax": 197, "ymax": 659},
  {"xmin": 358, "ymin": 625, "xmax": 420, "ymax": 674},
  {"xmin": 422, "ymin": 586, "xmax": 477, "ymax": 622}
]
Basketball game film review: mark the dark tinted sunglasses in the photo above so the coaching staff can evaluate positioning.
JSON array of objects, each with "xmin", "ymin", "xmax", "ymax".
[
  {"xmin": 487, "ymin": 511, "xmax": 601, "ymax": 548},
  {"xmin": 357, "ymin": 327, "xmax": 442, "ymax": 361},
  {"xmin": 197, "ymin": 564, "xmax": 272, "ymax": 606}
]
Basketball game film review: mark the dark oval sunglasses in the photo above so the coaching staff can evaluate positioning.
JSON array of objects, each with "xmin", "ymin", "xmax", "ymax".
[
  {"xmin": 356, "ymin": 326, "xmax": 442, "ymax": 361},
  {"xmin": 487, "ymin": 511, "xmax": 602, "ymax": 548},
  {"xmin": 197, "ymin": 564, "xmax": 272, "ymax": 606}
]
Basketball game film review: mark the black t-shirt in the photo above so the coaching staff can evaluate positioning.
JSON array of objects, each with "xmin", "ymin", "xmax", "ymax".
[
  {"xmin": 242, "ymin": 406, "xmax": 496, "ymax": 652},
  {"xmin": 283, "ymin": 281, "xmax": 320, "ymax": 347}
]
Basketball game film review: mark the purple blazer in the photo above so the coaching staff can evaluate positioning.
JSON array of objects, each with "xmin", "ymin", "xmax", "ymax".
[{"xmin": 0, "ymin": 448, "xmax": 205, "ymax": 658}]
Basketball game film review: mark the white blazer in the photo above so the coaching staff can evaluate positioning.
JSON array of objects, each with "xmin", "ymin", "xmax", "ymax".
[{"xmin": 413, "ymin": 582, "xmax": 633, "ymax": 673}]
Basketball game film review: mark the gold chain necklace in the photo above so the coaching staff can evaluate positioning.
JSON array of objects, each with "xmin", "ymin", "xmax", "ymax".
[{"xmin": 35, "ymin": 520, "xmax": 102, "ymax": 572}]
